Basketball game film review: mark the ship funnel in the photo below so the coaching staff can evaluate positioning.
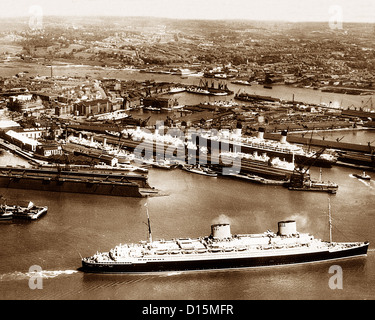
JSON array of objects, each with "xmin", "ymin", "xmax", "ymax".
[
  {"xmin": 257, "ymin": 127, "xmax": 265, "ymax": 140},
  {"xmin": 234, "ymin": 128, "xmax": 242, "ymax": 138},
  {"xmin": 234, "ymin": 123, "xmax": 242, "ymax": 138},
  {"xmin": 280, "ymin": 130, "xmax": 288, "ymax": 144},
  {"xmin": 278, "ymin": 220, "xmax": 297, "ymax": 236},
  {"xmin": 211, "ymin": 224, "xmax": 232, "ymax": 239}
]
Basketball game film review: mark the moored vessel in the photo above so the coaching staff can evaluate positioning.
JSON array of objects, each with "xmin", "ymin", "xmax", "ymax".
[
  {"xmin": 182, "ymin": 164, "xmax": 217, "ymax": 177},
  {"xmin": 286, "ymin": 173, "xmax": 339, "ymax": 194},
  {"xmin": 0, "ymin": 201, "xmax": 47, "ymax": 220},
  {"xmin": 192, "ymin": 128, "xmax": 337, "ymax": 169},
  {"xmin": 0, "ymin": 166, "xmax": 151, "ymax": 198}
]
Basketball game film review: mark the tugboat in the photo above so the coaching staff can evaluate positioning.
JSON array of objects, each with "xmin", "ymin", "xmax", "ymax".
[
  {"xmin": 0, "ymin": 201, "xmax": 48, "ymax": 220},
  {"xmin": 81, "ymin": 202, "xmax": 368, "ymax": 273},
  {"xmin": 353, "ymin": 171, "xmax": 371, "ymax": 180}
]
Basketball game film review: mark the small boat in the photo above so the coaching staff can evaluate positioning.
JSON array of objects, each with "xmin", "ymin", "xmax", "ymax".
[
  {"xmin": 182, "ymin": 165, "xmax": 217, "ymax": 177},
  {"xmin": 231, "ymin": 80, "xmax": 252, "ymax": 86},
  {"xmin": 0, "ymin": 207, "xmax": 13, "ymax": 221},
  {"xmin": 0, "ymin": 201, "xmax": 48, "ymax": 220},
  {"xmin": 152, "ymin": 160, "xmax": 173, "ymax": 170},
  {"xmin": 168, "ymin": 87, "xmax": 186, "ymax": 94},
  {"xmin": 353, "ymin": 172, "xmax": 371, "ymax": 180}
]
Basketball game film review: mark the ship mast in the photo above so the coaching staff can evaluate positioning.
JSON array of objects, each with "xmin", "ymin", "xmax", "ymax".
[
  {"xmin": 328, "ymin": 198, "xmax": 332, "ymax": 243},
  {"xmin": 145, "ymin": 203, "xmax": 152, "ymax": 243}
]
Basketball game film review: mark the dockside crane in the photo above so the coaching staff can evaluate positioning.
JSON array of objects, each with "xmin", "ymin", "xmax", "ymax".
[{"xmin": 288, "ymin": 147, "xmax": 327, "ymax": 188}]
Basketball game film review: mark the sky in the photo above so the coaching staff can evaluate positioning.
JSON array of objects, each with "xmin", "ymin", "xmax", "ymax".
[{"xmin": 1, "ymin": 0, "xmax": 375, "ymax": 22}]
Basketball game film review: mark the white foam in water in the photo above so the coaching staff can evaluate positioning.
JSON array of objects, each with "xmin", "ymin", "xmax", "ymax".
[
  {"xmin": 0, "ymin": 270, "xmax": 78, "ymax": 282},
  {"xmin": 166, "ymin": 272, "xmax": 182, "ymax": 276}
]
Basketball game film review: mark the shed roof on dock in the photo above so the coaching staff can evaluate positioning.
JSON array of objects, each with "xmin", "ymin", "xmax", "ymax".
[{"xmin": 264, "ymin": 132, "xmax": 375, "ymax": 154}]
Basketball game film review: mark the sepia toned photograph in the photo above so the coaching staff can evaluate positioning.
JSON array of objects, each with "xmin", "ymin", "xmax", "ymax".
[{"xmin": 0, "ymin": 0, "xmax": 374, "ymax": 305}]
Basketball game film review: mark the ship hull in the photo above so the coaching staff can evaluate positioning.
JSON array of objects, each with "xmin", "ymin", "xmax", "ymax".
[
  {"xmin": 192, "ymin": 135, "xmax": 335, "ymax": 168},
  {"xmin": 338, "ymin": 152, "xmax": 375, "ymax": 169},
  {"xmin": 81, "ymin": 243, "xmax": 368, "ymax": 273},
  {"xmin": 0, "ymin": 176, "xmax": 143, "ymax": 197},
  {"xmin": 288, "ymin": 187, "xmax": 337, "ymax": 194},
  {"xmin": 0, "ymin": 167, "xmax": 146, "ymax": 197}
]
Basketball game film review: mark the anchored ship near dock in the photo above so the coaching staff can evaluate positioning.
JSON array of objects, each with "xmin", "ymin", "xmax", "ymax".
[
  {"xmin": 82, "ymin": 207, "xmax": 368, "ymax": 273},
  {"xmin": 193, "ymin": 128, "xmax": 337, "ymax": 169}
]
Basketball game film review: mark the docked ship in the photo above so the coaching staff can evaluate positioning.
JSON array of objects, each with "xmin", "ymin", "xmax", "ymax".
[
  {"xmin": 234, "ymin": 91, "xmax": 280, "ymax": 103},
  {"xmin": 223, "ymin": 172, "xmax": 287, "ymax": 185},
  {"xmin": 337, "ymin": 151, "xmax": 375, "ymax": 169},
  {"xmin": 182, "ymin": 164, "xmax": 217, "ymax": 177},
  {"xmin": 192, "ymin": 128, "xmax": 337, "ymax": 168},
  {"xmin": 81, "ymin": 207, "xmax": 368, "ymax": 273},
  {"xmin": 0, "ymin": 166, "xmax": 152, "ymax": 198},
  {"xmin": 186, "ymin": 80, "xmax": 233, "ymax": 96},
  {"xmin": 287, "ymin": 175, "xmax": 339, "ymax": 194},
  {"xmin": 285, "ymin": 166, "xmax": 338, "ymax": 194},
  {"xmin": 186, "ymin": 86, "xmax": 228, "ymax": 96}
]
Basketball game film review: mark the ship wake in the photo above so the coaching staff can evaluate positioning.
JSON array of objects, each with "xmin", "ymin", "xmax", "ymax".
[
  {"xmin": 0, "ymin": 269, "xmax": 78, "ymax": 282},
  {"xmin": 349, "ymin": 174, "xmax": 373, "ymax": 188}
]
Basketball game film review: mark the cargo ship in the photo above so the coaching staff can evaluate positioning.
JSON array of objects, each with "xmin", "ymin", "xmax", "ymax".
[
  {"xmin": 81, "ymin": 206, "xmax": 368, "ymax": 273},
  {"xmin": 0, "ymin": 166, "xmax": 153, "ymax": 198},
  {"xmin": 234, "ymin": 91, "xmax": 280, "ymax": 102}
]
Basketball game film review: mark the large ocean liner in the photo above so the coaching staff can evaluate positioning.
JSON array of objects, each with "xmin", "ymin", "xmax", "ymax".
[
  {"xmin": 81, "ymin": 205, "xmax": 368, "ymax": 273},
  {"xmin": 192, "ymin": 128, "xmax": 337, "ymax": 168}
]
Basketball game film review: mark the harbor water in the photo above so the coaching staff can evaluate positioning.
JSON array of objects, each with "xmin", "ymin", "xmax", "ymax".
[
  {"xmin": 1, "ymin": 64, "xmax": 375, "ymax": 300},
  {"xmin": 0, "ymin": 141, "xmax": 375, "ymax": 300}
]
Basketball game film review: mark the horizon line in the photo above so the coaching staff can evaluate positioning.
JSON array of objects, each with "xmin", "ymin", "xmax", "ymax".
[{"xmin": 1, "ymin": 14, "xmax": 375, "ymax": 25}]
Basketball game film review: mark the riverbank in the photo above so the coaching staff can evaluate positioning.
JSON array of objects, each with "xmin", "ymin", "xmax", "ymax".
[{"xmin": 0, "ymin": 60, "xmax": 371, "ymax": 110}]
